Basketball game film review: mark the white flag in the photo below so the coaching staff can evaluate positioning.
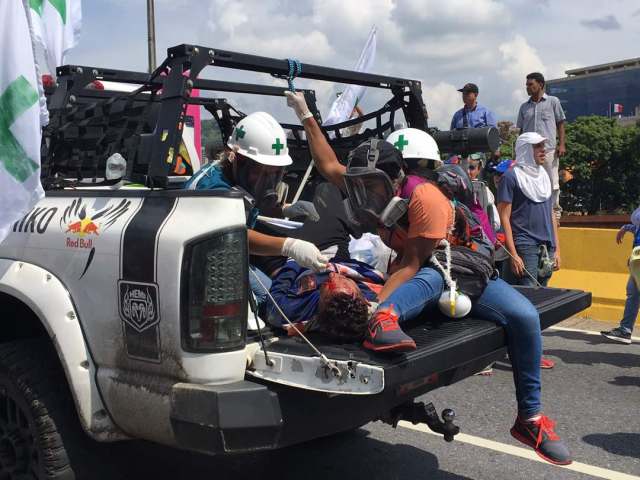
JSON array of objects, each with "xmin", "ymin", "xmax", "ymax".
[
  {"xmin": 323, "ymin": 26, "xmax": 377, "ymax": 127},
  {"xmin": 0, "ymin": 0, "xmax": 46, "ymax": 243},
  {"xmin": 30, "ymin": 0, "xmax": 82, "ymax": 75}
]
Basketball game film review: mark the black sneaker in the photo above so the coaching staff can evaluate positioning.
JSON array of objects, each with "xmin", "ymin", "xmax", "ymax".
[
  {"xmin": 511, "ymin": 415, "xmax": 572, "ymax": 465},
  {"xmin": 600, "ymin": 327, "xmax": 632, "ymax": 344}
]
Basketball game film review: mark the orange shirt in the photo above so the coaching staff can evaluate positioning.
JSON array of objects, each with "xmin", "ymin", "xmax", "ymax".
[
  {"xmin": 407, "ymin": 182, "xmax": 454, "ymax": 241},
  {"xmin": 379, "ymin": 182, "xmax": 453, "ymax": 256}
]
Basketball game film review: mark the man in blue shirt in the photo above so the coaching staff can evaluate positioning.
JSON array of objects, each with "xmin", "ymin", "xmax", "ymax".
[
  {"xmin": 450, "ymin": 83, "xmax": 497, "ymax": 130},
  {"xmin": 497, "ymin": 132, "xmax": 560, "ymax": 288}
]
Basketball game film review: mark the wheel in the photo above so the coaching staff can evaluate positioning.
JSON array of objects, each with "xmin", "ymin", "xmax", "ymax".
[{"xmin": 0, "ymin": 339, "xmax": 85, "ymax": 480}]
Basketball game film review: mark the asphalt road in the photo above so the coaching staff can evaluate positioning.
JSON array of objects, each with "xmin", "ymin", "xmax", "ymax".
[{"xmin": 89, "ymin": 321, "xmax": 640, "ymax": 480}]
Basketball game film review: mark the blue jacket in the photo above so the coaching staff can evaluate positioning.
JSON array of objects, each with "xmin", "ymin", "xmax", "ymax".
[
  {"xmin": 266, "ymin": 259, "xmax": 384, "ymax": 326},
  {"xmin": 184, "ymin": 163, "xmax": 258, "ymax": 227}
]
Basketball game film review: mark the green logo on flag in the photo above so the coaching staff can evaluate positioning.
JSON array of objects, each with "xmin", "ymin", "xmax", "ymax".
[
  {"xmin": 394, "ymin": 134, "xmax": 409, "ymax": 151},
  {"xmin": 49, "ymin": 0, "xmax": 66, "ymax": 23},
  {"xmin": 30, "ymin": 0, "xmax": 66, "ymax": 23},
  {"xmin": 30, "ymin": 0, "xmax": 44, "ymax": 16},
  {"xmin": 0, "ymin": 76, "xmax": 40, "ymax": 183}
]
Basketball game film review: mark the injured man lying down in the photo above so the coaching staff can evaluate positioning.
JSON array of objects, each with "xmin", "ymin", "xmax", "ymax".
[{"xmin": 266, "ymin": 260, "xmax": 386, "ymax": 341}]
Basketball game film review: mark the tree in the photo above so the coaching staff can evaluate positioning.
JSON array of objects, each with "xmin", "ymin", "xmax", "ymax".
[
  {"xmin": 560, "ymin": 116, "xmax": 640, "ymax": 214},
  {"xmin": 497, "ymin": 121, "xmax": 518, "ymax": 159}
]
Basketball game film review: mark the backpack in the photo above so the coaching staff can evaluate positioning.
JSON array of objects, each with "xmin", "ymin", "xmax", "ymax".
[{"xmin": 432, "ymin": 165, "xmax": 495, "ymax": 259}]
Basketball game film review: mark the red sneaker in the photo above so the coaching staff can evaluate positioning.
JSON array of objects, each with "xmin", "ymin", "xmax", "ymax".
[
  {"xmin": 511, "ymin": 415, "xmax": 572, "ymax": 465},
  {"xmin": 540, "ymin": 357, "xmax": 555, "ymax": 369},
  {"xmin": 363, "ymin": 305, "xmax": 416, "ymax": 352}
]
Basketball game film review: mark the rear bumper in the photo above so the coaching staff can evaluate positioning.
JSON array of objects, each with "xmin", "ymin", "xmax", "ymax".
[
  {"xmin": 169, "ymin": 351, "xmax": 503, "ymax": 455},
  {"xmin": 170, "ymin": 381, "xmax": 283, "ymax": 454}
]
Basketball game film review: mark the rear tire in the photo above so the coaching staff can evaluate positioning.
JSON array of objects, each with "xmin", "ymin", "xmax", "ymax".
[{"xmin": 0, "ymin": 339, "xmax": 87, "ymax": 479}]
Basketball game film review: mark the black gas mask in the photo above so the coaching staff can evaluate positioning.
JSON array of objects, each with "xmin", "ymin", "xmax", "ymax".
[
  {"xmin": 233, "ymin": 154, "xmax": 285, "ymax": 211},
  {"xmin": 343, "ymin": 139, "xmax": 408, "ymax": 232}
]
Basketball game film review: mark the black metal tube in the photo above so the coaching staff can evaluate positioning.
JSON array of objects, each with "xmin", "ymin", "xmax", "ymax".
[
  {"xmin": 432, "ymin": 127, "xmax": 501, "ymax": 155},
  {"xmin": 147, "ymin": 0, "xmax": 156, "ymax": 73}
]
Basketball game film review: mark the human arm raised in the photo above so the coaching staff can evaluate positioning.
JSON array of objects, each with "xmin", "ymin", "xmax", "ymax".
[{"xmin": 285, "ymin": 91, "xmax": 346, "ymax": 189}]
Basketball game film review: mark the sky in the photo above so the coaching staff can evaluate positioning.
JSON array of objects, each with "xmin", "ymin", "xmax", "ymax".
[{"xmin": 65, "ymin": 0, "xmax": 640, "ymax": 130}]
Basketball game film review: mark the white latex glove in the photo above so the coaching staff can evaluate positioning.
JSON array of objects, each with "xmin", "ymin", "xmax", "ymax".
[
  {"xmin": 283, "ymin": 201, "xmax": 320, "ymax": 222},
  {"xmin": 282, "ymin": 238, "xmax": 328, "ymax": 272},
  {"xmin": 285, "ymin": 91, "xmax": 313, "ymax": 122}
]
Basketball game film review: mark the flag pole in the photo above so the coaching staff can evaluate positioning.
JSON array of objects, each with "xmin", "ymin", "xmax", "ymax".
[{"xmin": 147, "ymin": 0, "xmax": 156, "ymax": 73}]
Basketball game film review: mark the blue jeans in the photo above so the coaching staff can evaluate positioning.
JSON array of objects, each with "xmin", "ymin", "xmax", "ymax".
[
  {"xmin": 620, "ymin": 275, "xmax": 639, "ymax": 334},
  {"xmin": 502, "ymin": 243, "xmax": 555, "ymax": 287},
  {"xmin": 379, "ymin": 268, "xmax": 542, "ymax": 417},
  {"xmin": 249, "ymin": 265, "xmax": 272, "ymax": 309}
]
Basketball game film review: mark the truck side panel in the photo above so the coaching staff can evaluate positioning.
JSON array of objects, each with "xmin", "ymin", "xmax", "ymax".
[{"xmin": 0, "ymin": 191, "xmax": 249, "ymax": 445}]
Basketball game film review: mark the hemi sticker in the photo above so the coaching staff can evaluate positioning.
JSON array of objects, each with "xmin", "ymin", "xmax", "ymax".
[{"xmin": 118, "ymin": 197, "xmax": 177, "ymax": 362}]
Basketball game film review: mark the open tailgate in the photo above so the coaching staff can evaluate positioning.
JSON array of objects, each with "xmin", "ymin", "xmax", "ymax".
[{"xmin": 247, "ymin": 287, "xmax": 591, "ymax": 395}]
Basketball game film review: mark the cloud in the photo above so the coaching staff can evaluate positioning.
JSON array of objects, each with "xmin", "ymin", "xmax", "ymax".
[
  {"xmin": 580, "ymin": 15, "xmax": 622, "ymax": 31},
  {"xmin": 422, "ymin": 82, "xmax": 461, "ymax": 129},
  {"xmin": 68, "ymin": 0, "xmax": 640, "ymax": 127},
  {"xmin": 498, "ymin": 35, "xmax": 546, "ymax": 82}
]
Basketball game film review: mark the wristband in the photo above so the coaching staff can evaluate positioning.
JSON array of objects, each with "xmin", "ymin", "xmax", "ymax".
[{"xmin": 299, "ymin": 111, "xmax": 314, "ymax": 122}]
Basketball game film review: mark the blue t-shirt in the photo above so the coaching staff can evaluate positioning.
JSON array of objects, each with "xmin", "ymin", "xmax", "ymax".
[
  {"xmin": 184, "ymin": 163, "xmax": 258, "ymax": 227},
  {"xmin": 497, "ymin": 169, "xmax": 555, "ymax": 247},
  {"xmin": 450, "ymin": 104, "xmax": 497, "ymax": 130}
]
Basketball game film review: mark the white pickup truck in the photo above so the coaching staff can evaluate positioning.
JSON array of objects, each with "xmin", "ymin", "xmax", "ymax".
[{"xmin": 0, "ymin": 45, "xmax": 591, "ymax": 479}]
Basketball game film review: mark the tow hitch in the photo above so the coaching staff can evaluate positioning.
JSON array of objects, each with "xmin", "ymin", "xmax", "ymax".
[{"xmin": 382, "ymin": 402, "xmax": 460, "ymax": 442}]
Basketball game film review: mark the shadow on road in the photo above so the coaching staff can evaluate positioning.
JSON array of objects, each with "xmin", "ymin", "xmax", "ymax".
[
  {"xmin": 608, "ymin": 375, "xmax": 640, "ymax": 387},
  {"xmin": 582, "ymin": 432, "xmax": 640, "ymax": 458},
  {"xmin": 85, "ymin": 428, "xmax": 474, "ymax": 480},
  {"xmin": 544, "ymin": 348, "xmax": 640, "ymax": 369},
  {"xmin": 542, "ymin": 329, "xmax": 622, "ymax": 346}
]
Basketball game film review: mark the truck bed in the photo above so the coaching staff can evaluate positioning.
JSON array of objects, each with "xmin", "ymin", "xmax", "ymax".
[{"xmin": 264, "ymin": 287, "xmax": 591, "ymax": 391}]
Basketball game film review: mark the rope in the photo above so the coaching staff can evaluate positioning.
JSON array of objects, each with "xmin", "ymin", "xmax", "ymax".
[
  {"xmin": 249, "ymin": 268, "xmax": 342, "ymax": 378},
  {"xmin": 430, "ymin": 203, "xmax": 458, "ymax": 316},
  {"xmin": 279, "ymin": 58, "xmax": 302, "ymax": 92},
  {"xmin": 495, "ymin": 241, "xmax": 543, "ymax": 287}
]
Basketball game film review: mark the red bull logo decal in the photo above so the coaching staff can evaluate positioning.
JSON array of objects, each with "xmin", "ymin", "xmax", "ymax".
[
  {"xmin": 66, "ymin": 218, "xmax": 100, "ymax": 236},
  {"xmin": 60, "ymin": 198, "xmax": 131, "ymax": 249}
]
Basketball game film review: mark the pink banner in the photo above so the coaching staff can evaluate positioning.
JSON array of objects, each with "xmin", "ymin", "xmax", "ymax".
[{"xmin": 186, "ymin": 88, "xmax": 201, "ymax": 161}]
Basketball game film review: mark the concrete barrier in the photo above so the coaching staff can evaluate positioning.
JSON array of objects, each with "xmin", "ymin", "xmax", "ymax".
[{"xmin": 548, "ymin": 227, "xmax": 633, "ymax": 323}]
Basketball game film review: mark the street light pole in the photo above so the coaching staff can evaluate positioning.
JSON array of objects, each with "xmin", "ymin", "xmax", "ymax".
[{"xmin": 147, "ymin": 0, "xmax": 156, "ymax": 73}]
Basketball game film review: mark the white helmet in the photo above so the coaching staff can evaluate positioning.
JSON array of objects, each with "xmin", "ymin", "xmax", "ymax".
[
  {"xmin": 386, "ymin": 128, "xmax": 441, "ymax": 165},
  {"xmin": 227, "ymin": 112, "xmax": 292, "ymax": 167}
]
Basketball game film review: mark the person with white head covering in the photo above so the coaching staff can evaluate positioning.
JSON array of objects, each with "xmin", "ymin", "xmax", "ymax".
[
  {"xmin": 601, "ymin": 205, "xmax": 640, "ymax": 344},
  {"xmin": 497, "ymin": 132, "xmax": 560, "ymax": 288}
]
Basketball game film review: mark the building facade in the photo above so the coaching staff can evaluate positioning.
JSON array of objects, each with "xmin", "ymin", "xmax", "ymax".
[{"xmin": 547, "ymin": 58, "xmax": 640, "ymax": 123}]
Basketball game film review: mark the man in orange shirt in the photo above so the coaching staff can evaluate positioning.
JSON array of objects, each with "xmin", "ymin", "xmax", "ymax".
[{"xmin": 285, "ymin": 91, "xmax": 572, "ymax": 466}]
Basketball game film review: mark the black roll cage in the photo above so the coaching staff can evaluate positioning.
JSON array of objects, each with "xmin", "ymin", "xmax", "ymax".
[{"xmin": 43, "ymin": 43, "xmax": 429, "ymax": 189}]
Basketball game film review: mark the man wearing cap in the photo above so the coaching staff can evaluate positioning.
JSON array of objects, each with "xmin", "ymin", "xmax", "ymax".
[
  {"xmin": 450, "ymin": 83, "xmax": 497, "ymax": 130},
  {"xmin": 516, "ymin": 72, "xmax": 566, "ymax": 220}
]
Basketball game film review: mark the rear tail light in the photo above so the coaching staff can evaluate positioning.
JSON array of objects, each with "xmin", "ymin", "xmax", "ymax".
[{"xmin": 182, "ymin": 228, "xmax": 248, "ymax": 352}]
